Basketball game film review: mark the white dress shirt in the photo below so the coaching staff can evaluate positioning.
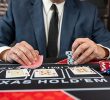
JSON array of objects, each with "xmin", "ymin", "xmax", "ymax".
[
  {"xmin": 42, "ymin": 0, "xmax": 65, "ymax": 55},
  {"xmin": 0, "ymin": 0, "xmax": 110, "ymax": 59}
]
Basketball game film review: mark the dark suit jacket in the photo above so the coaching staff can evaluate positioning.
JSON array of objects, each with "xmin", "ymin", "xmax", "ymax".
[{"xmin": 0, "ymin": 0, "xmax": 110, "ymax": 58}]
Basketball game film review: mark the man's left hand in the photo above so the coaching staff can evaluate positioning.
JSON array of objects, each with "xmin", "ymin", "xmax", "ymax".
[{"xmin": 72, "ymin": 38, "xmax": 109, "ymax": 65}]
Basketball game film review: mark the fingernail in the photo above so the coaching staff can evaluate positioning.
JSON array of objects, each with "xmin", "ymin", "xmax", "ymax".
[
  {"xmin": 74, "ymin": 61, "xmax": 78, "ymax": 65},
  {"xmin": 72, "ymin": 56, "xmax": 74, "ymax": 59}
]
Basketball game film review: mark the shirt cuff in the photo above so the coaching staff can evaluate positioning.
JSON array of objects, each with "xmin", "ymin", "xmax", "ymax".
[
  {"xmin": 0, "ymin": 46, "xmax": 11, "ymax": 61},
  {"xmin": 0, "ymin": 46, "xmax": 11, "ymax": 54},
  {"xmin": 97, "ymin": 44, "xmax": 110, "ymax": 59}
]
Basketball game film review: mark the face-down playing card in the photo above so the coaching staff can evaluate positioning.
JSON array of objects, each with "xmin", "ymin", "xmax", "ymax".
[
  {"xmin": 6, "ymin": 69, "xmax": 30, "ymax": 78},
  {"xmin": 34, "ymin": 69, "xmax": 58, "ymax": 77},
  {"xmin": 20, "ymin": 55, "xmax": 43, "ymax": 69}
]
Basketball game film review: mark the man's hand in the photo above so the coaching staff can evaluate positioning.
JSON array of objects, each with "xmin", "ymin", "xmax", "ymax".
[
  {"xmin": 72, "ymin": 38, "xmax": 109, "ymax": 65},
  {"xmin": 2, "ymin": 41, "xmax": 39, "ymax": 65}
]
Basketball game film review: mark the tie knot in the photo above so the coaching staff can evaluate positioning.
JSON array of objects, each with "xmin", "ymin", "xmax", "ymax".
[{"xmin": 51, "ymin": 4, "xmax": 57, "ymax": 12}]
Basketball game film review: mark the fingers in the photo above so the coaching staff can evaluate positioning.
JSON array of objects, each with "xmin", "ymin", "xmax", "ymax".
[
  {"xmin": 72, "ymin": 38, "xmax": 89, "ymax": 52},
  {"xmin": 74, "ymin": 47, "xmax": 94, "ymax": 64},
  {"xmin": 73, "ymin": 43, "xmax": 90, "ymax": 60},
  {"xmin": 6, "ymin": 41, "xmax": 39, "ymax": 66},
  {"xmin": 15, "ymin": 44, "xmax": 35, "ymax": 64},
  {"xmin": 35, "ymin": 50, "xmax": 39, "ymax": 56},
  {"xmin": 11, "ymin": 47, "xmax": 32, "ymax": 65},
  {"xmin": 72, "ymin": 38, "xmax": 97, "ymax": 64},
  {"xmin": 9, "ymin": 53, "xmax": 26, "ymax": 65},
  {"xmin": 80, "ymin": 53, "xmax": 95, "ymax": 64},
  {"xmin": 21, "ymin": 41, "xmax": 38, "ymax": 60}
]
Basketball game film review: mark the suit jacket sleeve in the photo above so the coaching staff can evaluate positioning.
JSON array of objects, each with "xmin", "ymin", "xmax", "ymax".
[
  {"xmin": 0, "ymin": 0, "xmax": 15, "ymax": 47},
  {"xmin": 92, "ymin": 6, "xmax": 110, "ymax": 49}
]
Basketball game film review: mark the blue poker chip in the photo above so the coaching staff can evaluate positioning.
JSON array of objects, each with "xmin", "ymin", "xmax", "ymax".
[
  {"xmin": 106, "ymin": 69, "xmax": 110, "ymax": 74},
  {"xmin": 101, "ymin": 69, "xmax": 110, "ymax": 74}
]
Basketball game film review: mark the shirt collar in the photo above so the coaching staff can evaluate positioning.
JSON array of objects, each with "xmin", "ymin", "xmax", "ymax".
[{"xmin": 42, "ymin": 0, "xmax": 65, "ymax": 15}]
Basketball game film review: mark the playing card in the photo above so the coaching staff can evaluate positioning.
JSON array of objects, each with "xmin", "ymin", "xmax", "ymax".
[
  {"xmin": 34, "ymin": 69, "xmax": 58, "ymax": 77},
  {"xmin": 70, "ymin": 67, "xmax": 96, "ymax": 75},
  {"xmin": 20, "ymin": 55, "xmax": 43, "ymax": 69},
  {"xmin": 6, "ymin": 69, "xmax": 30, "ymax": 78}
]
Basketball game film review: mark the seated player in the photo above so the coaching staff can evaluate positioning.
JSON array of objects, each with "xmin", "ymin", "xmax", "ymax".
[{"xmin": 0, "ymin": 0, "xmax": 110, "ymax": 67}]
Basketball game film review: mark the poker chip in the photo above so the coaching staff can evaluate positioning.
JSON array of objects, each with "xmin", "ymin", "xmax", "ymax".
[
  {"xmin": 99, "ymin": 61, "xmax": 110, "ymax": 74},
  {"xmin": 65, "ymin": 51, "xmax": 74, "ymax": 65},
  {"xmin": 106, "ymin": 69, "xmax": 110, "ymax": 74}
]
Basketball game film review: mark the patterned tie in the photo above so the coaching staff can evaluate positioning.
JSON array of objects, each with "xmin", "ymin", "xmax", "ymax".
[{"xmin": 47, "ymin": 4, "xmax": 58, "ymax": 58}]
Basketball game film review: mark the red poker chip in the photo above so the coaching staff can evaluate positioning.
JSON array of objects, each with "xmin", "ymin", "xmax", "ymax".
[
  {"xmin": 99, "ymin": 61, "xmax": 110, "ymax": 72},
  {"xmin": 57, "ymin": 59, "xmax": 67, "ymax": 64}
]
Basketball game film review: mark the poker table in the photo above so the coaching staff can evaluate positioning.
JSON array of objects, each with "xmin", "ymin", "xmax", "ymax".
[{"xmin": 0, "ymin": 58, "xmax": 110, "ymax": 100}]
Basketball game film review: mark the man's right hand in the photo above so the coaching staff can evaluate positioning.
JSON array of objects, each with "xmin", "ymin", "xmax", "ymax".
[{"xmin": 2, "ymin": 41, "xmax": 39, "ymax": 65}]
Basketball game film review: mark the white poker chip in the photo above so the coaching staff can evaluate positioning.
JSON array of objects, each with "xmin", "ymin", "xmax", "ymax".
[{"xmin": 65, "ymin": 51, "xmax": 73, "ymax": 56}]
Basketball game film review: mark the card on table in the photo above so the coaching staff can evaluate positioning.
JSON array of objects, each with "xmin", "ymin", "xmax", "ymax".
[
  {"xmin": 6, "ymin": 69, "xmax": 30, "ymax": 78},
  {"xmin": 70, "ymin": 67, "xmax": 96, "ymax": 75},
  {"xmin": 34, "ymin": 69, "xmax": 58, "ymax": 77}
]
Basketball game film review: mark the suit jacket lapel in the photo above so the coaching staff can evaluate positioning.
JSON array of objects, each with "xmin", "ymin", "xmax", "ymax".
[
  {"xmin": 27, "ymin": 0, "xmax": 46, "ymax": 57},
  {"xmin": 59, "ymin": 0, "xmax": 80, "ymax": 57}
]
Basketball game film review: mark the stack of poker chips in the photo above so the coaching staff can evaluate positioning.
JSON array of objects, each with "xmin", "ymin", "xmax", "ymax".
[
  {"xmin": 99, "ymin": 61, "xmax": 110, "ymax": 74},
  {"xmin": 65, "ymin": 51, "xmax": 74, "ymax": 65}
]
